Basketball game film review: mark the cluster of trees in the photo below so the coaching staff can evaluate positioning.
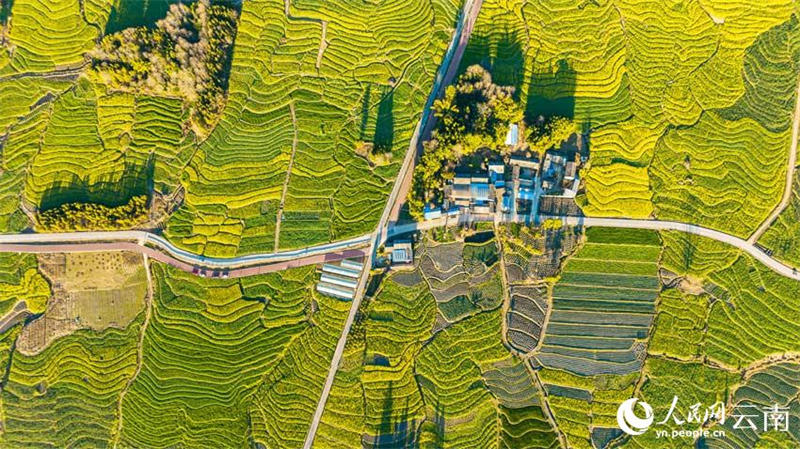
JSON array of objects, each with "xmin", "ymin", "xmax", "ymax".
[
  {"xmin": 37, "ymin": 195, "xmax": 149, "ymax": 231},
  {"xmin": 89, "ymin": 0, "xmax": 238, "ymax": 135},
  {"xmin": 432, "ymin": 65, "xmax": 523, "ymax": 154},
  {"xmin": 408, "ymin": 66, "xmax": 523, "ymax": 219},
  {"xmin": 528, "ymin": 116, "xmax": 579, "ymax": 154}
]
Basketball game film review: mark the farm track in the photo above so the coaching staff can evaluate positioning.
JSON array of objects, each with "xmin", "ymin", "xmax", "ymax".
[
  {"xmin": 274, "ymin": 102, "xmax": 299, "ymax": 251},
  {"xmin": 748, "ymin": 77, "xmax": 800, "ymax": 244},
  {"xmin": 112, "ymin": 254, "xmax": 153, "ymax": 448},
  {"xmin": 0, "ymin": 63, "xmax": 85, "ymax": 82}
]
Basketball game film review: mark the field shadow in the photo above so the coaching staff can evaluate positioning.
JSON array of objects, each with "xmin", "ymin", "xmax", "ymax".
[
  {"xmin": 38, "ymin": 156, "xmax": 154, "ymax": 211},
  {"xmin": 525, "ymin": 59, "xmax": 577, "ymax": 123}
]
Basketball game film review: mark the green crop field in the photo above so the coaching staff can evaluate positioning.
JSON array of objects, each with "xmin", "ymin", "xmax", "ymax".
[
  {"xmin": 3, "ymin": 0, "xmax": 800, "ymax": 447},
  {"xmin": 0, "ymin": 254, "xmax": 350, "ymax": 449},
  {"xmin": 760, "ymin": 173, "xmax": 800, "ymax": 267},
  {"xmin": 163, "ymin": 0, "xmax": 463, "ymax": 255},
  {"xmin": 703, "ymin": 363, "xmax": 800, "ymax": 449},
  {"xmin": 117, "ymin": 263, "xmax": 337, "ymax": 449},
  {"xmin": 535, "ymin": 228, "xmax": 661, "ymax": 377}
]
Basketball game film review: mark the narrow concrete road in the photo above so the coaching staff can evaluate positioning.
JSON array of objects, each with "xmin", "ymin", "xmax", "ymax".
[
  {"xmin": 0, "ymin": 231, "xmax": 371, "ymax": 270},
  {"xmin": 387, "ymin": 213, "xmax": 800, "ymax": 281},
  {"xmin": 748, "ymin": 77, "xmax": 800, "ymax": 244},
  {"xmin": 0, "ymin": 242, "xmax": 366, "ymax": 279}
]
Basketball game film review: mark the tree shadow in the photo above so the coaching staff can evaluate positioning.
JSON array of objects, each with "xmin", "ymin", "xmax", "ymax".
[
  {"xmin": 680, "ymin": 233, "xmax": 696, "ymax": 274},
  {"xmin": 432, "ymin": 395, "xmax": 446, "ymax": 448},
  {"xmin": 37, "ymin": 155, "xmax": 154, "ymax": 211},
  {"xmin": 370, "ymin": 380, "xmax": 416, "ymax": 449},
  {"xmin": 373, "ymin": 88, "xmax": 394, "ymax": 153},
  {"xmin": 359, "ymin": 85, "xmax": 372, "ymax": 141},
  {"xmin": 525, "ymin": 59, "xmax": 577, "ymax": 123},
  {"xmin": 459, "ymin": 28, "xmax": 525, "ymax": 96},
  {"xmin": 104, "ymin": 0, "xmax": 177, "ymax": 34},
  {"xmin": 105, "ymin": 0, "xmax": 243, "ymax": 34},
  {"xmin": 0, "ymin": 0, "xmax": 13, "ymax": 26}
]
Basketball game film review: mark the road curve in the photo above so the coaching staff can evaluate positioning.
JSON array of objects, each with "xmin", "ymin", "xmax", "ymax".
[{"xmin": 0, "ymin": 231, "xmax": 371, "ymax": 270}]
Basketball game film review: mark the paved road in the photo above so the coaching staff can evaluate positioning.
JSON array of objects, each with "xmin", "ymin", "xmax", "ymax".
[
  {"xmin": 0, "ymin": 231, "xmax": 371, "ymax": 270},
  {"xmin": 301, "ymin": 1, "xmax": 484, "ymax": 447},
  {"xmin": 0, "ymin": 241, "xmax": 366, "ymax": 279},
  {"xmin": 385, "ymin": 213, "xmax": 800, "ymax": 281},
  {"xmin": 386, "ymin": 0, "xmax": 483, "ymax": 225},
  {"xmin": 748, "ymin": 78, "xmax": 800, "ymax": 244}
]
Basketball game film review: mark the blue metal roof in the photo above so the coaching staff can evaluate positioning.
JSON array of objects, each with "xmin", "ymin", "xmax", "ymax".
[{"xmin": 470, "ymin": 182, "xmax": 490, "ymax": 201}]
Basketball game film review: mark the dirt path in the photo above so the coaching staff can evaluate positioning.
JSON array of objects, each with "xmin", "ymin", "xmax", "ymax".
[
  {"xmin": 0, "ymin": 64, "xmax": 85, "ymax": 83},
  {"xmin": 316, "ymin": 21, "xmax": 328, "ymax": 70},
  {"xmin": 748, "ymin": 78, "xmax": 800, "ymax": 244},
  {"xmin": 282, "ymin": 0, "xmax": 328, "ymax": 72},
  {"xmin": 274, "ymin": 102, "xmax": 299, "ymax": 251},
  {"xmin": 112, "ymin": 254, "xmax": 154, "ymax": 448}
]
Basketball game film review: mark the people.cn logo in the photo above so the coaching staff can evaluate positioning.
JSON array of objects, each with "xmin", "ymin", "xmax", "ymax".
[{"xmin": 617, "ymin": 398, "xmax": 654, "ymax": 436}]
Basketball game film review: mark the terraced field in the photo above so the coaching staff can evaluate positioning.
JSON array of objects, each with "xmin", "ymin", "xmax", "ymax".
[
  {"xmin": 317, "ymin": 273, "xmax": 436, "ymax": 448},
  {"xmin": 0, "ymin": 0, "xmax": 100, "ymax": 74},
  {"xmin": 535, "ymin": 228, "xmax": 661, "ymax": 377},
  {"xmin": 464, "ymin": 0, "xmax": 800, "ymax": 238},
  {"xmin": 317, "ymin": 242, "xmax": 558, "ymax": 448},
  {"xmin": 505, "ymin": 285, "xmax": 548, "ymax": 353},
  {"xmin": 416, "ymin": 236, "xmax": 504, "ymax": 325},
  {"xmin": 619, "ymin": 357, "xmax": 738, "ymax": 449},
  {"xmin": 0, "ymin": 0, "xmax": 463, "ymax": 255},
  {"xmin": 500, "ymin": 224, "xmax": 581, "ymax": 282},
  {"xmin": 701, "ymin": 255, "xmax": 800, "ymax": 369},
  {"xmin": 703, "ymin": 363, "xmax": 800, "ymax": 449},
  {"xmin": 163, "ymin": 0, "xmax": 463, "ymax": 255},
  {"xmin": 416, "ymin": 311, "xmax": 557, "ymax": 448},
  {"xmin": 538, "ymin": 367, "xmax": 638, "ymax": 449},
  {"xmin": 760, "ymin": 172, "xmax": 800, "ymax": 267},
  {"xmin": 0, "ymin": 319, "xmax": 141, "ymax": 448},
  {"xmin": 118, "ymin": 263, "xmax": 329, "ymax": 449}
]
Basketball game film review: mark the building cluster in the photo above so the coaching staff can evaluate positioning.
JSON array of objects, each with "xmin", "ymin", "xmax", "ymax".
[
  {"xmin": 421, "ymin": 126, "xmax": 586, "ymax": 221},
  {"xmin": 427, "ymin": 153, "xmax": 582, "ymax": 221}
]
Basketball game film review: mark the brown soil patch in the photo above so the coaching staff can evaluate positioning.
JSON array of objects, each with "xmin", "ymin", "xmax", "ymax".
[{"xmin": 17, "ymin": 252, "xmax": 147, "ymax": 355}]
